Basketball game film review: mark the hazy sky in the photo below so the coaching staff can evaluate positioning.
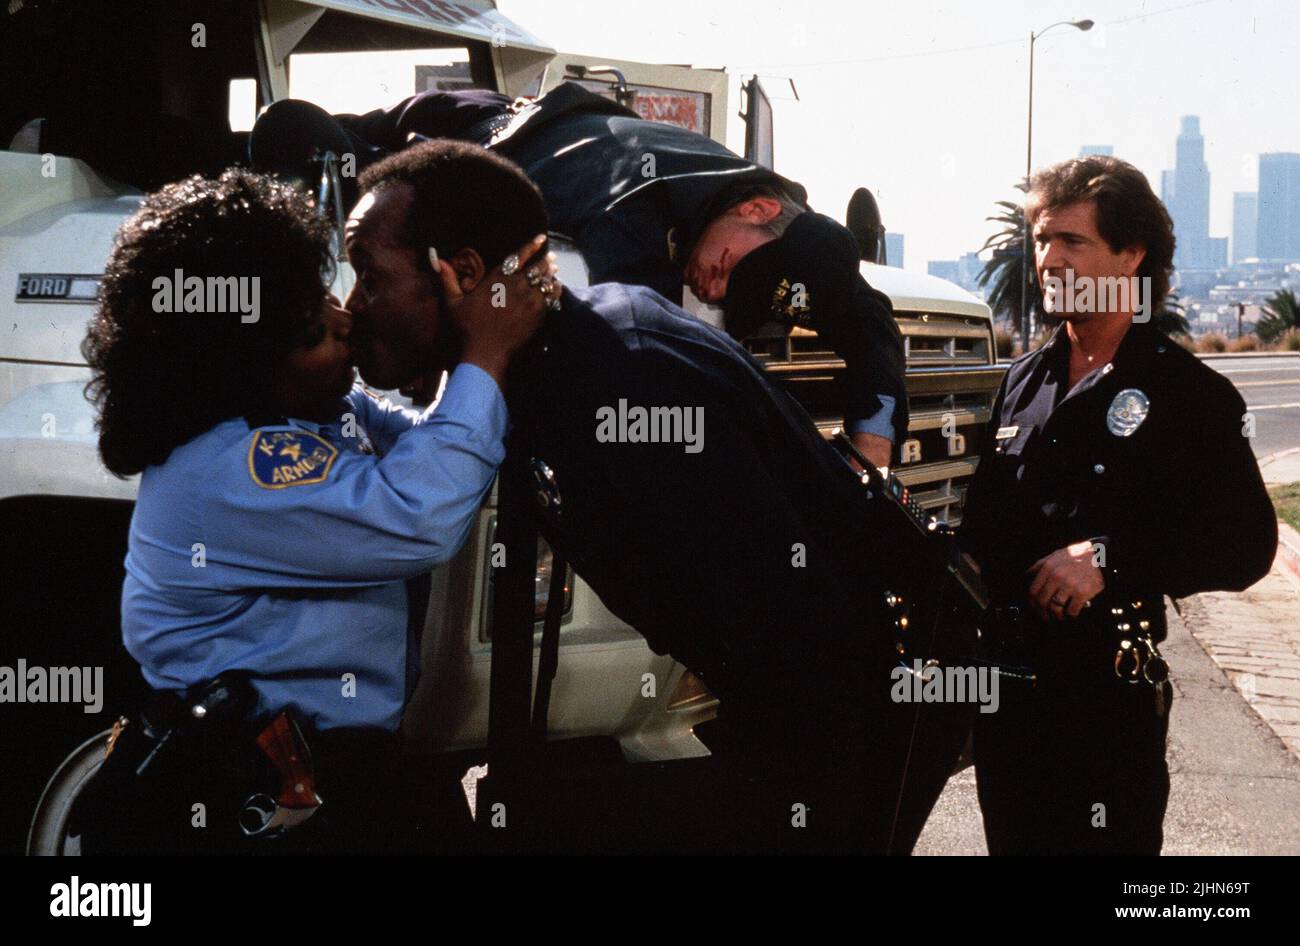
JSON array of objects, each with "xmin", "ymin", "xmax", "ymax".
[{"xmin": 497, "ymin": 0, "xmax": 1300, "ymax": 273}]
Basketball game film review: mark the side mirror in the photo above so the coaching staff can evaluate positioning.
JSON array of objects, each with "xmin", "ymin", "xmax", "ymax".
[{"xmin": 846, "ymin": 187, "xmax": 886, "ymax": 264}]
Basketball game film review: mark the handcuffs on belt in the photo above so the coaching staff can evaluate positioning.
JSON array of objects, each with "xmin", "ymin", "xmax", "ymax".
[
  {"xmin": 981, "ymin": 598, "xmax": 1170, "ymax": 694},
  {"xmin": 1105, "ymin": 600, "xmax": 1170, "ymax": 686},
  {"xmin": 1110, "ymin": 600, "xmax": 1171, "ymax": 718}
]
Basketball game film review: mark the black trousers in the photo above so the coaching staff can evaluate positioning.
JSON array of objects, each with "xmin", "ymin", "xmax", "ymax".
[
  {"xmin": 303, "ymin": 730, "xmax": 474, "ymax": 855},
  {"xmin": 473, "ymin": 671, "xmax": 969, "ymax": 855},
  {"xmin": 687, "ymin": 689, "xmax": 971, "ymax": 855},
  {"xmin": 973, "ymin": 660, "xmax": 1173, "ymax": 855}
]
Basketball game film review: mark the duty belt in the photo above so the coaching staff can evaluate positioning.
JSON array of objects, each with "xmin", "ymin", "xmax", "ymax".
[
  {"xmin": 100, "ymin": 675, "xmax": 323, "ymax": 841},
  {"xmin": 987, "ymin": 597, "xmax": 1169, "ymax": 688}
]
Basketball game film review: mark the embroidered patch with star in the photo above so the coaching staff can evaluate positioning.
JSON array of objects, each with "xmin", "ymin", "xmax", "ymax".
[
  {"xmin": 247, "ymin": 430, "xmax": 339, "ymax": 489},
  {"xmin": 771, "ymin": 277, "xmax": 813, "ymax": 327}
]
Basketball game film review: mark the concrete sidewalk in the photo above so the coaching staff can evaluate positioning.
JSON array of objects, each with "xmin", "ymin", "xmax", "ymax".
[
  {"xmin": 1178, "ymin": 558, "xmax": 1300, "ymax": 761},
  {"xmin": 914, "ymin": 578, "xmax": 1300, "ymax": 855},
  {"xmin": 1162, "ymin": 577, "xmax": 1300, "ymax": 854}
]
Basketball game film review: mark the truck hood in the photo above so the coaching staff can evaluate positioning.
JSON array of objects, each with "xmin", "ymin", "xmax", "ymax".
[
  {"xmin": 858, "ymin": 261, "xmax": 988, "ymax": 318},
  {"xmin": 0, "ymin": 153, "xmax": 140, "ymax": 366}
]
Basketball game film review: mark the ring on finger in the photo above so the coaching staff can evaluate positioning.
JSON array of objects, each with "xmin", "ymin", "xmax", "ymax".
[{"xmin": 502, "ymin": 254, "xmax": 521, "ymax": 276}]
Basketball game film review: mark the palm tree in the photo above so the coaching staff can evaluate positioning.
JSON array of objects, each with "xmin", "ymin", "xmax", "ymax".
[
  {"xmin": 978, "ymin": 181, "xmax": 1043, "ymax": 329},
  {"xmin": 1152, "ymin": 294, "xmax": 1190, "ymax": 337},
  {"xmin": 1256, "ymin": 288, "xmax": 1300, "ymax": 343}
]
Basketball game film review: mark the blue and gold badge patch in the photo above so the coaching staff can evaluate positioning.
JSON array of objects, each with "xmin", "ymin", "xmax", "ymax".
[
  {"xmin": 771, "ymin": 277, "xmax": 813, "ymax": 328},
  {"xmin": 248, "ymin": 430, "xmax": 339, "ymax": 489}
]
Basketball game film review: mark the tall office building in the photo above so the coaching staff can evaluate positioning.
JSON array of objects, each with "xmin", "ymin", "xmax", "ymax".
[
  {"xmin": 1257, "ymin": 153, "xmax": 1300, "ymax": 262},
  {"xmin": 1208, "ymin": 237, "xmax": 1228, "ymax": 270},
  {"xmin": 1164, "ymin": 116, "xmax": 1211, "ymax": 269},
  {"xmin": 927, "ymin": 260, "xmax": 959, "ymax": 282},
  {"xmin": 1232, "ymin": 192, "xmax": 1258, "ymax": 262},
  {"xmin": 928, "ymin": 253, "xmax": 985, "ymax": 294},
  {"xmin": 884, "ymin": 233, "xmax": 904, "ymax": 269}
]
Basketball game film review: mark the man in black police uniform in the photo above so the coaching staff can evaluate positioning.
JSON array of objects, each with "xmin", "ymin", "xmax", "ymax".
[
  {"xmin": 960, "ymin": 155, "xmax": 1277, "ymax": 854},
  {"xmin": 250, "ymin": 83, "xmax": 906, "ymax": 467},
  {"xmin": 342, "ymin": 139, "xmax": 953, "ymax": 853}
]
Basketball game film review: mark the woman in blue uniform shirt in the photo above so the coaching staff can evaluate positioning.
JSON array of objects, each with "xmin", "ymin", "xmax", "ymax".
[{"xmin": 77, "ymin": 168, "xmax": 549, "ymax": 851}]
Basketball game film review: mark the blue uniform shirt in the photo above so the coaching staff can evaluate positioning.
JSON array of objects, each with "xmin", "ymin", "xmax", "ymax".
[
  {"xmin": 121, "ymin": 364, "xmax": 507, "ymax": 732},
  {"xmin": 847, "ymin": 395, "xmax": 896, "ymax": 443}
]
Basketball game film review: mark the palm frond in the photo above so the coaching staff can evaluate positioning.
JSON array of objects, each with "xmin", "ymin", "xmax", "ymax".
[{"xmin": 1257, "ymin": 288, "xmax": 1300, "ymax": 343}]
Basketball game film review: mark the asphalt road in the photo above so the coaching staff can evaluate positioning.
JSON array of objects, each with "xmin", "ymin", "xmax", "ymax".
[
  {"xmin": 1200, "ymin": 353, "xmax": 1300, "ymax": 460},
  {"xmin": 913, "ymin": 597, "xmax": 1300, "ymax": 855}
]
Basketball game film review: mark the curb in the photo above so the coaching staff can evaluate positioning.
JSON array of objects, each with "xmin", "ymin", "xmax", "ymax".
[
  {"xmin": 1278, "ymin": 520, "xmax": 1300, "ymax": 586},
  {"xmin": 1260, "ymin": 447, "xmax": 1300, "ymax": 486},
  {"xmin": 1260, "ymin": 446, "xmax": 1300, "ymax": 467}
]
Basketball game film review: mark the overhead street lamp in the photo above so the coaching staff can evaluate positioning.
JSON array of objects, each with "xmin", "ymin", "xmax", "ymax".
[{"xmin": 1022, "ymin": 17, "xmax": 1094, "ymax": 350}]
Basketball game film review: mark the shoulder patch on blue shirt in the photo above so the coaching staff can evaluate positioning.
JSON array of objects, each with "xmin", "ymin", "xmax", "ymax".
[{"xmin": 247, "ymin": 429, "xmax": 339, "ymax": 489}]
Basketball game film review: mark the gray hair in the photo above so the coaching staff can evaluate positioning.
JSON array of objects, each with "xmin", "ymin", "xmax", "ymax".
[
  {"xmin": 763, "ymin": 191, "xmax": 806, "ymax": 237},
  {"xmin": 718, "ymin": 184, "xmax": 805, "ymax": 237}
]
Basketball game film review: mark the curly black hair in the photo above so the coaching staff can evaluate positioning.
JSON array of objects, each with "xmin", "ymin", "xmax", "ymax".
[{"xmin": 83, "ymin": 169, "xmax": 335, "ymax": 476}]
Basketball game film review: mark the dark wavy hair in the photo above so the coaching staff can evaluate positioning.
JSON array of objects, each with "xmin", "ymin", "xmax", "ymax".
[
  {"xmin": 1026, "ymin": 155, "xmax": 1176, "ymax": 310},
  {"xmin": 83, "ymin": 169, "xmax": 335, "ymax": 476}
]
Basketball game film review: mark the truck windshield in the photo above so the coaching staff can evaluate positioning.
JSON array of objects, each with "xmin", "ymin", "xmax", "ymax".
[{"xmin": 288, "ymin": 48, "xmax": 474, "ymax": 115}]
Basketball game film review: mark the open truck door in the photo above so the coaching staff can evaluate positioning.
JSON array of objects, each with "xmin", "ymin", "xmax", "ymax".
[{"xmin": 741, "ymin": 75, "xmax": 775, "ymax": 170}]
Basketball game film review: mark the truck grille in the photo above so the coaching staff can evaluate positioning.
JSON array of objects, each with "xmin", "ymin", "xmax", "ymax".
[{"xmin": 745, "ymin": 312, "xmax": 1006, "ymax": 526}]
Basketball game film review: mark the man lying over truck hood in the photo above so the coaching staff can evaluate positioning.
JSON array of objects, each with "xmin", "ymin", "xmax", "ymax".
[{"xmin": 251, "ymin": 82, "xmax": 906, "ymax": 468}]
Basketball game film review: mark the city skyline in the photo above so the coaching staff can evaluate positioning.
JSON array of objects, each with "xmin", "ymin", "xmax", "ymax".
[
  {"xmin": 865, "ymin": 112, "xmax": 1300, "ymax": 277},
  {"xmin": 893, "ymin": 120, "xmax": 1299, "ymax": 276},
  {"xmin": 922, "ymin": 117, "xmax": 1298, "ymax": 323}
]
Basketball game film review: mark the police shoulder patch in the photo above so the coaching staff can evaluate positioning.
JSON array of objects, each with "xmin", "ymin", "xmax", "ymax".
[{"xmin": 247, "ymin": 429, "xmax": 339, "ymax": 489}]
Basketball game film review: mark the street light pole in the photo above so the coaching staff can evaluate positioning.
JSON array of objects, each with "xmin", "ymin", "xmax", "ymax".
[
  {"xmin": 1021, "ymin": 18, "xmax": 1094, "ymax": 352},
  {"xmin": 1023, "ymin": 30, "xmax": 1035, "ymax": 352}
]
